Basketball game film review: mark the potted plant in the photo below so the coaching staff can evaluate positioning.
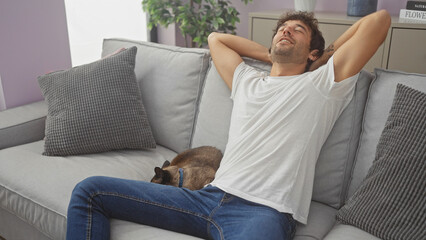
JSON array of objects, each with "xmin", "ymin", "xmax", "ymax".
[{"xmin": 142, "ymin": 0, "xmax": 253, "ymax": 48}]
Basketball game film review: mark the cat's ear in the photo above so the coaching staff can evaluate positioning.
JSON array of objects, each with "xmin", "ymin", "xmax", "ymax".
[
  {"xmin": 154, "ymin": 167, "xmax": 164, "ymax": 178},
  {"xmin": 162, "ymin": 160, "xmax": 171, "ymax": 168}
]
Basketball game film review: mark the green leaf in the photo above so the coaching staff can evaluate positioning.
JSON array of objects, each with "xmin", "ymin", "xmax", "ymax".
[{"xmin": 142, "ymin": 0, "xmax": 253, "ymax": 47}]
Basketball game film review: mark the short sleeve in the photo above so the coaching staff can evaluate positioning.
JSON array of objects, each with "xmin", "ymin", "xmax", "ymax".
[
  {"xmin": 309, "ymin": 56, "xmax": 359, "ymax": 99},
  {"xmin": 231, "ymin": 62, "xmax": 265, "ymax": 100}
]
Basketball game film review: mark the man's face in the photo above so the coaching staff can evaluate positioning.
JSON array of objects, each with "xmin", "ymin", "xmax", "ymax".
[{"xmin": 270, "ymin": 20, "xmax": 312, "ymax": 64}]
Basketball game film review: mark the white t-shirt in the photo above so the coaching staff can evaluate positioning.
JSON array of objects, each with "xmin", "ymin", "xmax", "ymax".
[{"xmin": 210, "ymin": 56, "xmax": 358, "ymax": 224}]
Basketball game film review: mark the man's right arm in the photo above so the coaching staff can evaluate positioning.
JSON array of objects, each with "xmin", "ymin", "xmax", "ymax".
[{"xmin": 208, "ymin": 32, "xmax": 270, "ymax": 89}]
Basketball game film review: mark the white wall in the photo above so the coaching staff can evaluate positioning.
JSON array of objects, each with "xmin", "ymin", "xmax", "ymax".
[{"xmin": 65, "ymin": 0, "xmax": 148, "ymax": 66}]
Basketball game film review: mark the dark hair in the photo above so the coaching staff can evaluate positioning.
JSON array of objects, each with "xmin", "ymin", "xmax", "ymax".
[{"xmin": 272, "ymin": 11, "xmax": 325, "ymax": 71}]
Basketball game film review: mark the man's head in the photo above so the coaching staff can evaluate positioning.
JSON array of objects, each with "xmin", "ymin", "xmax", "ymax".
[{"xmin": 270, "ymin": 11, "xmax": 325, "ymax": 72}]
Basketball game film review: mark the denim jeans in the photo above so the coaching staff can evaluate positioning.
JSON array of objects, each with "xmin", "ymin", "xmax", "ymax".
[{"xmin": 66, "ymin": 176, "xmax": 296, "ymax": 240}]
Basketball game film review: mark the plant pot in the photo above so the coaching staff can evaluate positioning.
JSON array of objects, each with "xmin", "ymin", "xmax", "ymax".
[
  {"xmin": 294, "ymin": 0, "xmax": 317, "ymax": 12},
  {"xmin": 347, "ymin": 0, "xmax": 378, "ymax": 16}
]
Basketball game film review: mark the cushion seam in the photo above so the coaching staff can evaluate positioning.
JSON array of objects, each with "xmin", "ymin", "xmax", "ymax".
[
  {"xmin": 189, "ymin": 55, "xmax": 211, "ymax": 149},
  {"xmin": 104, "ymin": 38, "xmax": 208, "ymax": 55},
  {"xmin": 337, "ymin": 84, "xmax": 358, "ymax": 209},
  {"xmin": 345, "ymin": 72, "xmax": 378, "ymax": 200}
]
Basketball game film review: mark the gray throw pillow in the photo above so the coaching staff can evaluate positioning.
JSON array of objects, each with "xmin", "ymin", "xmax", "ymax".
[
  {"xmin": 38, "ymin": 47, "xmax": 156, "ymax": 156},
  {"xmin": 336, "ymin": 84, "xmax": 426, "ymax": 240}
]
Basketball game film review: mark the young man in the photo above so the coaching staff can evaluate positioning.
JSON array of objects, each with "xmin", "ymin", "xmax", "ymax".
[
  {"xmin": 207, "ymin": 9, "xmax": 391, "ymax": 225},
  {"xmin": 66, "ymin": 10, "xmax": 390, "ymax": 240}
]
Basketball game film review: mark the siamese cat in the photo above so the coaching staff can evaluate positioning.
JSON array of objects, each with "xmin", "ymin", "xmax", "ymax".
[{"xmin": 151, "ymin": 146, "xmax": 222, "ymax": 190}]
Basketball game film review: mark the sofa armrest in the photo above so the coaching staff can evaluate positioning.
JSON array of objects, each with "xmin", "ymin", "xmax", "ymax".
[{"xmin": 0, "ymin": 101, "xmax": 47, "ymax": 149}]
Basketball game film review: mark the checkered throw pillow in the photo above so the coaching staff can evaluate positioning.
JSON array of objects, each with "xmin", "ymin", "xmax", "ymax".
[
  {"xmin": 38, "ymin": 47, "xmax": 155, "ymax": 156},
  {"xmin": 336, "ymin": 84, "xmax": 426, "ymax": 240}
]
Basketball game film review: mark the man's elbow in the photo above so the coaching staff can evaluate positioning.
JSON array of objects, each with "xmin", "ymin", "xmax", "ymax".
[
  {"xmin": 208, "ymin": 32, "xmax": 218, "ymax": 44},
  {"xmin": 376, "ymin": 10, "xmax": 391, "ymax": 29}
]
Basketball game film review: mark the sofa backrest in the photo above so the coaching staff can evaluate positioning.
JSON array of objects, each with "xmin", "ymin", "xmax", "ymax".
[
  {"xmin": 192, "ymin": 59, "xmax": 374, "ymax": 209},
  {"xmin": 101, "ymin": 38, "xmax": 386, "ymax": 210},
  {"xmin": 102, "ymin": 39, "xmax": 210, "ymax": 154},
  {"xmin": 313, "ymin": 70, "xmax": 373, "ymax": 208},
  {"xmin": 191, "ymin": 57, "xmax": 271, "ymax": 151},
  {"xmin": 348, "ymin": 69, "xmax": 426, "ymax": 198}
]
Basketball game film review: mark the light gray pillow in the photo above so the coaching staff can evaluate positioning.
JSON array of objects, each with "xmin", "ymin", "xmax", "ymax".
[
  {"xmin": 38, "ymin": 47, "xmax": 156, "ymax": 156},
  {"xmin": 336, "ymin": 84, "xmax": 426, "ymax": 240},
  {"xmin": 102, "ymin": 39, "xmax": 210, "ymax": 154}
]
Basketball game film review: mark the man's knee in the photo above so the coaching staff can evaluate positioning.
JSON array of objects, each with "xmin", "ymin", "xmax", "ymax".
[{"xmin": 71, "ymin": 176, "xmax": 108, "ymax": 199}]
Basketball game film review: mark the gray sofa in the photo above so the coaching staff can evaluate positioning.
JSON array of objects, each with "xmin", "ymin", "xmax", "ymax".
[{"xmin": 1, "ymin": 38, "xmax": 425, "ymax": 240}]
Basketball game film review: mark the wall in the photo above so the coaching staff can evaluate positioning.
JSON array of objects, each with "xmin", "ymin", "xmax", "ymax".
[
  {"xmin": 159, "ymin": 0, "xmax": 406, "ymax": 46},
  {"xmin": 65, "ymin": 0, "xmax": 148, "ymax": 66},
  {"xmin": 232, "ymin": 0, "xmax": 406, "ymax": 39},
  {"xmin": 0, "ymin": 0, "xmax": 72, "ymax": 110},
  {"xmin": 0, "ymin": 0, "xmax": 407, "ymax": 109}
]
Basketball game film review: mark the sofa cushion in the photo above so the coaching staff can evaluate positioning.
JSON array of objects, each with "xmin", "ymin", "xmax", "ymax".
[
  {"xmin": 38, "ymin": 47, "xmax": 155, "ymax": 156},
  {"xmin": 336, "ymin": 84, "xmax": 426, "ymax": 240},
  {"xmin": 313, "ymin": 70, "xmax": 373, "ymax": 208},
  {"xmin": 324, "ymin": 224, "xmax": 380, "ymax": 240},
  {"xmin": 191, "ymin": 57, "xmax": 271, "ymax": 151},
  {"xmin": 0, "ymin": 141, "xmax": 176, "ymax": 239},
  {"xmin": 113, "ymin": 201, "xmax": 337, "ymax": 240},
  {"xmin": 193, "ymin": 63, "xmax": 373, "ymax": 209},
  {"xmin": 349, "ymin": 69, "xmax": 426, "ymax": 197},
  {"xmin": 102, "ymin": 39, "xmax": 210, "ymax": 153}
]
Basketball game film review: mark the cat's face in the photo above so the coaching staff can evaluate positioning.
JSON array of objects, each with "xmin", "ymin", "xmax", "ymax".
[{"xmin": 151, "ymin": 161, "xmax": 180, "ymax": 186}]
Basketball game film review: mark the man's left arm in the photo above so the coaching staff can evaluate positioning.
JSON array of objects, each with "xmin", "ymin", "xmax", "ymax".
[{"xmin": 310, "ymin": 10, "xmax": 391, "ymax": 82}]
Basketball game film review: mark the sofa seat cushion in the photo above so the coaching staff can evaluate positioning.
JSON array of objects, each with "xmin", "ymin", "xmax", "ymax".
[
  {"xmin": 324, "ymin": 224, "xmax": 380, "ymax": 240},
  {"xmin": 293, "ymin": 201, "xmax": 337, "ymax": 240},
  {"xmin": 0, "ymin": 140, "xmax": 337, "ymax": 240},
  {"xmin": 110, "ymin": 219, "xmax": 202, "ymax": 240},
  {"xmin": 112, "ymin": 201, "xmax": 337, "ymax": 240},
  {"xmin": 0, "ymin": 141, "xmax": 176, "ymax": 240}
]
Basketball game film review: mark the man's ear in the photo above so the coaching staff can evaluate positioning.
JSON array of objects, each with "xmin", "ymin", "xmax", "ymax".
[{"xmin": 309, "ymin": 49, "xmax": 320, "ymax": 61}]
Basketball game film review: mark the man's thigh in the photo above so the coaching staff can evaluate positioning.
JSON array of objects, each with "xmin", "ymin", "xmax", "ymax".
[
  {"xmin": 211, "ymin": 194, "xmax": 296, "ymax": 240},
  {"xmin": 74, "ymin": 176, "xmax": 225, "ymax": 238}
]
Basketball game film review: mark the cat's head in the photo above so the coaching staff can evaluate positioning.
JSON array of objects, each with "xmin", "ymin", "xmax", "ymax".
[{"xmin": 151, "ymin": 160, "xmax": 179, "ymax": 186}]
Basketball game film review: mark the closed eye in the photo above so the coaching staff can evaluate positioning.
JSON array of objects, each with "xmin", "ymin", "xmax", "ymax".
[{"xmin": 295, "ymin": 24, "xmax": 307, "ymax": 34}]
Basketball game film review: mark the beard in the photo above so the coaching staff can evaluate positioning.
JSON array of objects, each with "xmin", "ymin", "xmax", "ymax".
[{"xmin": 270, "ymin": 43, "xmax": 308, "ymax": 64}]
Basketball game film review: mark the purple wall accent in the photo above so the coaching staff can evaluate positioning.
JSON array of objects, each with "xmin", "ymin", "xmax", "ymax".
[{"xmin": 0, "ymin": 0, "xmax": 71, "ymax": 109}]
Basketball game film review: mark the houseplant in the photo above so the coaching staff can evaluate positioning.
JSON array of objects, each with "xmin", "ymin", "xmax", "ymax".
[{"xmin": 142, "ymin": 0, "xmax": 253, "ymax": 47}]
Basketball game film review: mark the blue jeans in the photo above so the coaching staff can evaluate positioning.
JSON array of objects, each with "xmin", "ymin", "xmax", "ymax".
[{"xmin": 66, "ymin": 176, "xmax": 296, "ymax": 240}]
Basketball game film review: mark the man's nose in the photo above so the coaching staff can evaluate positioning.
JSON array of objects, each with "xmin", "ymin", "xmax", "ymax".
[{"xmin": 283, "ymin": 27, "xmax": 292, "ymax": 36}]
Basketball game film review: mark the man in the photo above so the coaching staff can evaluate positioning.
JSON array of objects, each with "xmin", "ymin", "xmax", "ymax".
[
  {"xmin": 66, "ymin": 10, "xmax": 391, "ymax": 240},
  {"xmin": 206, "ymin": 9, "xmax": 390, "ymax": 234}
]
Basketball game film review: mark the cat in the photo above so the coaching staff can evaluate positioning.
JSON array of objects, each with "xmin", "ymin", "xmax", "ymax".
[{"xmin": 151, "ymin": 146, "xmax": 222, "ymax": 190}]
